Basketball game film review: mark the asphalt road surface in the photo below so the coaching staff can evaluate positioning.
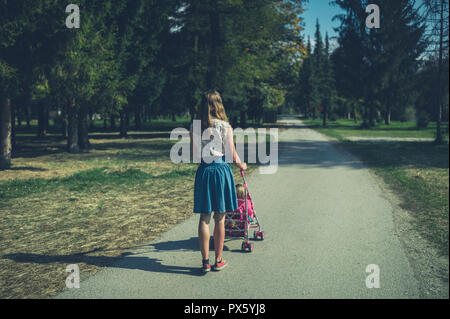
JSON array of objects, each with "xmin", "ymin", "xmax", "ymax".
[{"xmin": 56, "ymin": 118, "xmax": 420, "ymax": 299}]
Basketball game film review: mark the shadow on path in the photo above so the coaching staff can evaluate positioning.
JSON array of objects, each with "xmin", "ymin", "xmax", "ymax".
[
  {"xmin": 2, "ymin": 236, "xmax": 244, "ymax": 278},
  {"xmin": 2, "ymin": 244, "xmax": 204, "ymax": 277}
]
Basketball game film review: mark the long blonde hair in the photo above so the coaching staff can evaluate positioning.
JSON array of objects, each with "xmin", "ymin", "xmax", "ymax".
[
  {"xmin": 236, "ymin": 184, "xmax": 245, "ymax": 200},
  {"xmin": 200, "ymin": 90, "xmax": 229, "ymax": 131}
]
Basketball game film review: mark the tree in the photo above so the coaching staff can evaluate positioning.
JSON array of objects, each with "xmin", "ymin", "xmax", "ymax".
[
  {"xmin": 297, "ymin": 37, "xmax": 314, "ymax": 118},
  {"xmin": 169, "ymin": 0, "xmax": 307, "ymax": 123},
  {"xmin": 0, "ymin": 62, "xmax": 15, "ymax": 169},
  {"xmin": 333, "ymin": 0, "xmax": 426, "ymax": 127},
  {"xmin": 47, "ymin": 1, "xmax": 118, "ymax": 152},
  {"xmin": 0, "ymin": 0, "xmax": 38, "ymax": 168},
  {"xmin": 331, "ymin": 0, "xmax": 367, "ymax": 123},
  {"xmin": 322, "ymin": 32, "xmax": 337, "ymax": 126},
  {"xmin": 423, "ymin": 0, "xmax": 449, "ymax": 143},
  {"xmin": 311, "ymin": 19, "xmax": 325, "ymax": 121}
]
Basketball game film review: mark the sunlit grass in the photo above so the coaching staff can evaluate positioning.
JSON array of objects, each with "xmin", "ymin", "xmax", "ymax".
[{"xmin": 304, "ymin": 119, "xmax": 448, "ymax": 140}]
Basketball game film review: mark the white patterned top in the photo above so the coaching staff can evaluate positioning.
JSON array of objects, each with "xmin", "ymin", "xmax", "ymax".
[{"xmin": 191, "ymin": 118, "xmax": 232, "ymax": 163}]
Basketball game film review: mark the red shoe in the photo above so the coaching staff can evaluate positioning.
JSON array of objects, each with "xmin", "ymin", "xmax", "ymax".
[
  {"xmin": 202, "ymin": 260, "xmax": 211, "ymax": 273},
  {"xmin": 212, "ymin": 259, "xmax": 228, "ymax": 271}
]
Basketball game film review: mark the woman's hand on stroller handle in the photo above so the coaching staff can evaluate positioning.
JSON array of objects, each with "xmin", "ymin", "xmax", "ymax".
[{"xmin": 237, "ymin": 162, "xmax": 247, "ymax": 171}]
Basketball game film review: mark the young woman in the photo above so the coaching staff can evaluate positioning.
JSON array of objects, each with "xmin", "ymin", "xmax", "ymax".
[{"xmin": 190, "ymin": 90, "xmax": 247, "ymax": 273}]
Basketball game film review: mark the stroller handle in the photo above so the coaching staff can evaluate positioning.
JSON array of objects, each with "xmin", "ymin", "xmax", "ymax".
[{"xmin": 240, "ymin": 169, "xmax": 247, "ymax": 189}]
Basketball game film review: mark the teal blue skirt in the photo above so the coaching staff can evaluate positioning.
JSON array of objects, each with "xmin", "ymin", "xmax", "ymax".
[{"xmin": 194, "ymin": 158, "xmax": 238, "ymax": 214}]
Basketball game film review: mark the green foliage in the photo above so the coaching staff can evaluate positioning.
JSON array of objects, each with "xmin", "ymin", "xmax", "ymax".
[
  {"xmin": 1, "ymin": 0, "xmax": 308, "ymax": 137},
  {"xmin": 295, "ymin": 20, "xmax": 336, "ymax": 124},
  {"xmin": 261, "ymin": 85, "xmax": 286, "ymax": 111},
  {"xmin": 332, "ymin": 0, "xmax": 426, "ymax": 126},
  {"xmin": 169, "ymin": 0, "xmax": 307, "ymax": 122},
  {"xmin": 0, "ymin": 60, "xmax": 17, "ymax": 96}
]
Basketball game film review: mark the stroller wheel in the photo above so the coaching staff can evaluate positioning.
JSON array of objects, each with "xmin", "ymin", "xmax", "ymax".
[
  {"xmin": 241, "ymin": 242, "xmax": 247, "ymax": 251},
  {"xmin": 253, "ymin": 231, "xmax": 258, "ymax": 240},
  {"xmin": 260, "ymin": 231, "xmax": 265, "ymax": 241},
  {"xmin": 249, "ymin": 243, "xmax": 254, "ymax": 252}
]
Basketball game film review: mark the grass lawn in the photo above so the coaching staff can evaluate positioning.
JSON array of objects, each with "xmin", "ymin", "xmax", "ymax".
[
  {"xmin": 304, "ymin": 118, "xmax": 449, "ymax": 256},
  {"xmin": 304, "ymin": 119, "xmax": 448, "ymax": 140},
  {"xmin": 0, "ymin": 121, "xmax": 271, "ymax": 298}
]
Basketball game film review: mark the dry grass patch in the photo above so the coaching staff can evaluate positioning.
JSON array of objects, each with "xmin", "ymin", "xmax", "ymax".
[
  {"xmin": 0, "ymin": 133, "xmax": 256, "ymax": 298},
  {"xmin": 0, "ymin": 174, "xmax": 196, "ymax": 298}
]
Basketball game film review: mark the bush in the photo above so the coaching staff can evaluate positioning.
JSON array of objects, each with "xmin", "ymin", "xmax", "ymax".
[{"xmin": 417, "ymin": 111, "xmax": 430, "ymax": 129}]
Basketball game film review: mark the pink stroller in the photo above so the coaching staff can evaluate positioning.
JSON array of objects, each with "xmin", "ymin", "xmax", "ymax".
[{"xmin": 225, "ymin": 170, "xmax": 265, "ymax": 252}]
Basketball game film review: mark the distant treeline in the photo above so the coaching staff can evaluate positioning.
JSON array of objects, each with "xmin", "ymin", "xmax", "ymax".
[
  {"xmin": 293, "ymin": 0, "xmax": 449, "ymax": 139},
  {"xmin": 1, "ymin": 0, "xmax": 449, "ymax": 169}
]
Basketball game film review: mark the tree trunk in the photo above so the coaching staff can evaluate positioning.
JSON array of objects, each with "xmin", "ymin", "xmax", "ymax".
[
  {"xmin": 146, "ymin": 106, "xmax": 151, "ymax": 124},
  {"xmin": 240, "ymin": 110, "xmax": 246, "ymax": 128},
  {"xmin": 45, "ymin": 104, "xmax": 49, "ymax": 132},
  {"xmin": 189, "ymin": 105, "xmax": 195, "ymax": 122},
  {"xmin": 77, "ymin": 105, "xmax": 91, "ymax": 150},
  {"xmin": 61, "ymin": 107, "xmax": 67, "ymax": 138},
  {"xmin": 135, "ymin": 105, "xmax": 142, "ymax": 130},
  {"xmin": 25, "ymin": 103, "xmax": 31, "ymax": 128},
  {"xmin": 67, "ymin": 99, "xmax": 79, "ymax": 153},
  {"xmin": 37, "ymin": 101, "xmax": 47, "ymax": 137},
  {"xmin": 17, "ymin": 106, "xmax": 22, "ymax": 126},
  {"xmin": 120, "ymin": 110, "xmax": 127, "ymax": 137},
  {"xmin": 11, "ymin": 102, "xmax": 15, "ymax": 152},
  {"xmin": 206, "ymin": 0, "xmax": 220, "ymax": 89},
  {"xmin": 435, "ymin": 0, "xmax": 444, "ymax": 144},
  {"xmin": 353, "ymin": 103, "xmax": 358, "ymax": 123},
  {"xmin": 384, "ymin": 105, "xmax": 391, "ymax": 125},
  {"xmin": 110, "ymin": 115, "xmax": 116, "ymax": 129},
  {"xmin": 369, "ymin": 103, "xmax": 375, "ymax": 127},
  {"xmin": 322, "ymin": 106, "xmax": 327, "ymax": 127},
  {"xmin": 0, "ymin": 97, "xmax": 12, "ymax": 169},
  {"xmin": 125, "ymin": 109, "xmax": 130, "ymax": 131}
]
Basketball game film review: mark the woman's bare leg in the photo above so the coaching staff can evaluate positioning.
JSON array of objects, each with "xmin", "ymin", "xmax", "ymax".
[
  {"xmin": 213, "ymin": 213, "xmax": 226, "ymax": 263},
  {"xmin": 198, "ymin": 214, "xmax": 211, "ymax": 260}
]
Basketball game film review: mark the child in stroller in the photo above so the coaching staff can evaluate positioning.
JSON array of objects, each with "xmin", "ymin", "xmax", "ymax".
[
  {"xmin": 224, "ymin": 174, "xmax": 265, "ymax": 252},
  {"xmin": 235, "ymin": 184, "xmax": 255, "ymax": 222}
]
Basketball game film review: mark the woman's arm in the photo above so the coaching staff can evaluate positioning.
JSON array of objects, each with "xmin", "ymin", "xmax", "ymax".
[{"xmin": 226, "ymin": 124, "xmax": 247, "ymax": 170}]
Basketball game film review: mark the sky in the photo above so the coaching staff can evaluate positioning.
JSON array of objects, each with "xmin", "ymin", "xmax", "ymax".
[{"xmin": 302, "ymin": 0, "xmax": 345, "ymax": 46}]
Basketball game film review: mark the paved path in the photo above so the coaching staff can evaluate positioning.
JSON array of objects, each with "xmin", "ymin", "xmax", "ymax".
[{"xmin": 56, "ymin": 118, "xmax": 419, "ymax": 299}]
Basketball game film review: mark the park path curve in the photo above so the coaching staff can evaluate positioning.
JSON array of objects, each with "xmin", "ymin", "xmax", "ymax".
[{"xmin": 56, "ymin": 117, "xmax": 419, "ymax": 299}]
